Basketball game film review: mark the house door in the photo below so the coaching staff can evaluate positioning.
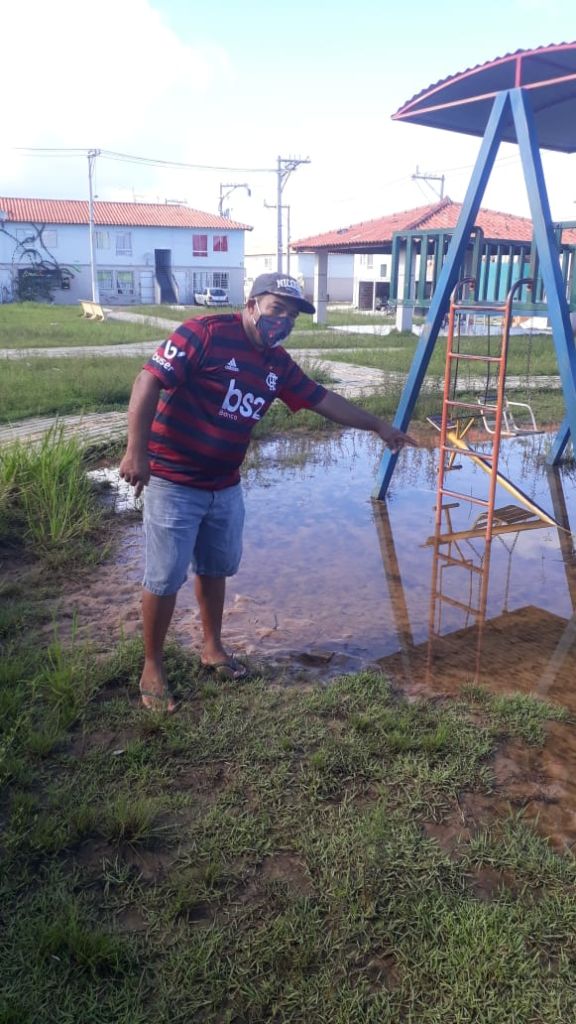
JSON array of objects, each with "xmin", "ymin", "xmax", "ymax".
[
  {"xmin": 358, "ymin": 280, "xmax": 374, "ymax": 310},
  {"xmin": 154, "ymin": 249, "xmax": 177, "ymax": 303}
]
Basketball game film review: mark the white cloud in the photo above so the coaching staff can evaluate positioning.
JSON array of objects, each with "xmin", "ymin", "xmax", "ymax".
[{"xmin": 1, "ymin": 0, "xmax": 231, "ymax": 195}]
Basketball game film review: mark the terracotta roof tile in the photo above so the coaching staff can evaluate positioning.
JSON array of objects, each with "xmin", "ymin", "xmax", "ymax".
[
  {"xmin": 0, "ymin": 197, "xmax": 251, "ymax": 231},
  {"xmin": 292, "ymin": 199, "xmax": 576, "ymax": 249}
]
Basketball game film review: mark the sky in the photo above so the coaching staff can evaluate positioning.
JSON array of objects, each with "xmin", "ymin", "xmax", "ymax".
[{"xmin": 3, "ymin": 0, "xmax": 576, "ymax": 253}]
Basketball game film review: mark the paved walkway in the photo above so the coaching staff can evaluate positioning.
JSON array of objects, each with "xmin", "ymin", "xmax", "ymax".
[{"xmin": 0, "ymin": 411, "xmax": 129, "ymax": 448}]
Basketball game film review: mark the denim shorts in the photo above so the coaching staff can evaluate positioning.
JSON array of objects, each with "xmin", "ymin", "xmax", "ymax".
[{"xmin": 142, "ymin": 476, "xmax": 245, "ymax": 596}]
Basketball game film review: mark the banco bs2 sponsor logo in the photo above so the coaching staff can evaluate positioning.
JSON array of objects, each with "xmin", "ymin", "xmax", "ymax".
[{"xmin": 219, "ymin": 378, "xmax": 266, "ymax": 420}]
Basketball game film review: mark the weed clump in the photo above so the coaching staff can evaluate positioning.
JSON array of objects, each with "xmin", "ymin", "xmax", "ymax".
[{"xmin": 0, "ymin": 425, "xmax": 105, "ymax": 564}]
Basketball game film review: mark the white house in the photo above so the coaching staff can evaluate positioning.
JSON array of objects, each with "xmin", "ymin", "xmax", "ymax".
[
  {"xmin": 0, "ymin": 197, "xmax": 252, "ymax": 306},
  {"xmin": 244, "ymin": 250, "xmax": 354, "ymax": 303}
]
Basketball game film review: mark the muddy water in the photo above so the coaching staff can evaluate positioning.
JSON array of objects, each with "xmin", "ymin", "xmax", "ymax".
[
  {"xmin": 80, "ymin": 429, "xmax": 576, "ymax": 845},
  {"xmin": 85, "ymin": 429, "xmax": 576, "ymax": 693}
]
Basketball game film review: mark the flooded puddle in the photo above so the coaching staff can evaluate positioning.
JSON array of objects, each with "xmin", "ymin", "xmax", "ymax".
[
  {"xmin": 82, "ymin": 429, "xmax": 576, "ymax": 693},
  {"xmin": 74, "ymin": 427, "xmax": 576, "ymax": 844}
]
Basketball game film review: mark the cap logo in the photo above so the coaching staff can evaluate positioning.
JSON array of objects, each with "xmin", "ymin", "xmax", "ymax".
[{"xmin": 276, "ymin": 278, "xmax": 302, "ymax": 295}]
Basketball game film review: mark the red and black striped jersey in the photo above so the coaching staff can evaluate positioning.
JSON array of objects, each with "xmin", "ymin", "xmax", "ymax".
[{"xmin": 143, "ymin": 313, "xmax": 327, "ymax": 490}]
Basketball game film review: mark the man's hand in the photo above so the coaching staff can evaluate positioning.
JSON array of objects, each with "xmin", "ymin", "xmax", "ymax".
[
  {"xmin": 119, "ymin": 451, "xmax": 151, "ymax": 498},
  {"xmin": 313, "ymin": 392, "xmax": 418, "ymax": 450},
  {"xmin": 376, "ymin": 421, "xmax": 418, "ymax": 452}
]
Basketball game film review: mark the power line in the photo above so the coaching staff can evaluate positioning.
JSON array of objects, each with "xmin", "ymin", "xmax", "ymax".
[
  {"xmin": 412, "ymin": 166, "xmax": 445, "ymax": 200},
  {"xmin": 16, "ymin": 146, "xmax": 273, "ymax": 174}
]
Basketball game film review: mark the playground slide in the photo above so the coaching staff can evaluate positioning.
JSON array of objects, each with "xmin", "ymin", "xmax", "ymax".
[{"xmin": 446, "ymin": 429, "xmax": 558, "ymax": 528}]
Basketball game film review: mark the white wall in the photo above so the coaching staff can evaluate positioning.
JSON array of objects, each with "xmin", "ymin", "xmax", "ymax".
[
  {"xmin": 298, "ymin": 252, "xmax": 353, "ymax": 302},
  {"xmin": 244, "ymin": 251, "xmax": 353, "ymax": 302}
]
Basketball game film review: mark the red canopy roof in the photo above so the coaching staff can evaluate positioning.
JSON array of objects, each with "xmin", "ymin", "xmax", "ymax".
[
  {"xmin": 292, "ymin": 199, "xmax": 576, "ymax": 252},
  {"xmin": 392, "ymin": 43, "xmax": 576, "ymax": 153}
]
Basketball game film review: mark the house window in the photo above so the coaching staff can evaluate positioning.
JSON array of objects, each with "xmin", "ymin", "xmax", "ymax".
[
  {"xmin": 380, "ymin": 263, "xmax": 388, "ymax": 278},
  {"xmin": 116, "ymin": 271, "xmax": 135, "ymax": 295},
  {"xmin": 97, "ymin": 270, "xmax": 114, "ymax": 291},
  {"xmin": 263, "ymin": 257, "xmax": 273, "ymax": 270},
  {"xmin": 43, "ymin": 228, "xmax": 58, "ymax": 248},
  {"xmin": 97, "ymin": 270, "xmax": 134, "ymax": 295},
  {"xmin": 95, "ymin": 231, "xmax": 110, "ymax": 250},
  {"xmin": 366, "ymin": 255, "xmax": 373, "ymax": 269},
  {"xmin": 212, "ymin": 272, "xmax": 229, "ymax": 289},
  {"xmin": 116, "ymin": 232, "xmax": 132, "ymax": 256},
  {"xmin": 193, "ymin": 234, "xmax": 208, "ymax": 257},
  {"xmin": 15, "ymin": 228, "xmax": 34, "ymax": 244},
  {"xmin": 213, "ymin": 235, "xmax": 228, "ymax": 252}
]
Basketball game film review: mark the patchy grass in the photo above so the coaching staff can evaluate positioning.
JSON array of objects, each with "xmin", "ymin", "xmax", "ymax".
[
  {"xmin": 0, "ymin": 302, "xmax": 163, "ymax": 348},
  {"xmin": 327, "ymin": 333, "xmax": 559, "ymax": 378},
  {"xmin": 1, "ymin": 610, "xmax": 576, "ymax": 1023},
  {"xmin": 0, "ymin": 353, "xmax": 144, "ymax": 422}
]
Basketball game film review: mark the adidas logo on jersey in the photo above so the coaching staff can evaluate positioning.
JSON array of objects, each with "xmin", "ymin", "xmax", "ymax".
[{"xmin": 225, "ymin": 358, "xmax": 239, "ymax": 372}]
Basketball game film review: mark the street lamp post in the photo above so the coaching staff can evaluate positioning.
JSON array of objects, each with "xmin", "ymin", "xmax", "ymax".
[{"xmin": 87, "ymin": 149, "xmax": 101, "ymax": 303}]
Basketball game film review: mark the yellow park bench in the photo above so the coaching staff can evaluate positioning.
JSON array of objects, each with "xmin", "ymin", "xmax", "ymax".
[{"xmin": 79, "ymin": 300, "xmax": 106, "ymax": 320}]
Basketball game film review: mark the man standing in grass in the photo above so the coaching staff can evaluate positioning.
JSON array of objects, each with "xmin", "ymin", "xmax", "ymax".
[{"xmin": 120, "ymin": 274, "xmax": 416, "ymax": 710}]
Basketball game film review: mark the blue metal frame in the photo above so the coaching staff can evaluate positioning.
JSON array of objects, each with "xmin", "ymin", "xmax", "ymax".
[
  {"xmin": 374, "ymin": 87, "xmax": 576, "ymax": 498},
  {"xmin": 510, "ymin": 89, "xmax": 576, "ymax": 466}
]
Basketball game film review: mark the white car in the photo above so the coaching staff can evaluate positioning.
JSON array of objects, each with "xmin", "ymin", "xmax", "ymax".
[{"xmin": 194, "ymin": 287, "xmax": 229, "ymax": 306}]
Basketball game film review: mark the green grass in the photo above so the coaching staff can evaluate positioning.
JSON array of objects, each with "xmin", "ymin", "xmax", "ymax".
[
  {"xmin": 0, "ymin": 354, "xmax": 144, "ymax": 422},
  {"xmin": 2, "ymin": 619, "xmax": 576, "ymax": 1023},
  {"xmin": 326, "ymin": 333, "xmax": 559, "ymax": 378},
  {"xmin": 0, "ymin": 353, "xmax": 338, "ymax": 428},
  {"xmin": 0, "ymin": 302, "xmax": 162, "ymax": 348},
  {"xmin": 0, "ymin": 342, "xmax": 565, "ymax": 429},
  {"xmin": 0, "ymin": 426, "xmax": 110, "ymax": 564},
  {"xmin": 1, "ymin": 431, "xmax": 575, "ymax": 1022}
]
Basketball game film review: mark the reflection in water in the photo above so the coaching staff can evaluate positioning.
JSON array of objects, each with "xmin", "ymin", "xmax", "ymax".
[
  {"xmin": 96, "ymin": 429, "xmax": 576, "ymax": 705},
  {"xmin": 373, "ymin": 443, "xmax": 576, "ymax": 716}
]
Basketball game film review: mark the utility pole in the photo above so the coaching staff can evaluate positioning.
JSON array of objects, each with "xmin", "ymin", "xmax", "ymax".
[
  {"xmin": 264, "ymin": 201, "xmax": 291, "ymax": 275},
  {"xmin": 412, "ymin": 166, "xmax": 445, "ymax": 200},
  {"xmin": 218, "ymin": 182, "xmax": 251, "ymax": 217},
  {"xmin": 87, "ymin": 149, "xmax": 101, "ymax": 302},
  {"xmin": 275, "ymin": 156, "xmax": 309, "ymax": 273}
]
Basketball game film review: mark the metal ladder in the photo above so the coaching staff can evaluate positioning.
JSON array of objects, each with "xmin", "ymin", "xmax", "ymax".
[{"xmin": 435, "ymin": 277, "xmax": 532, "ymax": 541}]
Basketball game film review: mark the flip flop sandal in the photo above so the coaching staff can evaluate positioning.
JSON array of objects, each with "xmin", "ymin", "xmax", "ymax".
[
  {"xmin": 139, "ymin": 688, "xmax": 178, "ymax": 712},
  {"xmin": 200, "ymin": 658, "xmax": 248, "ymax": 680}
]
